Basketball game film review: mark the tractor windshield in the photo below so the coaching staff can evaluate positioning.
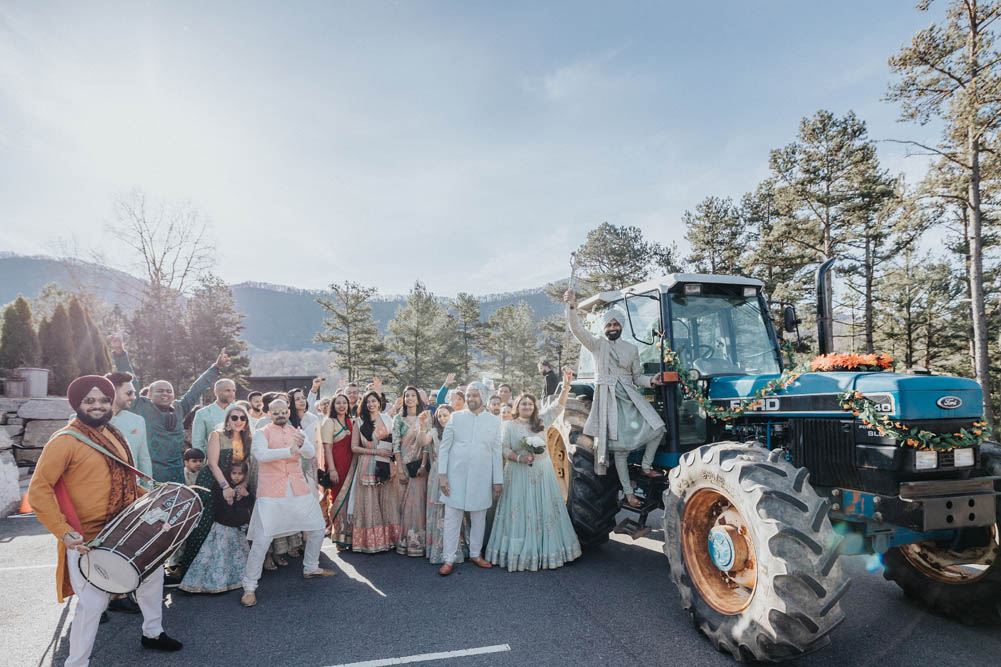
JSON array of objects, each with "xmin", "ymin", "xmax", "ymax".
[
  {"xmin": 669, "ymin": 289, "xmax": 780, "ymax": 446},
  {"xmin": 668, "ymin": 292, "xmax": 780, "ymax": 377}
]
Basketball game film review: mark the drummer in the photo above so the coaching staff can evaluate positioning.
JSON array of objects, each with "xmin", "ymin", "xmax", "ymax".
[{"xmin": 28, "ymin": 375, "xmax": 184, "ymax": 666}]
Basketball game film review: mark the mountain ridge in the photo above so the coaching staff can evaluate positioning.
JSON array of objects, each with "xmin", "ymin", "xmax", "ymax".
[{"xmin": 0, "ymin": 254, "xmax": 563, "ymax": 352}]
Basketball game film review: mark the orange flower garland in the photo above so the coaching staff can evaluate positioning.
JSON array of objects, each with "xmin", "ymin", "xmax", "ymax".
[
  {"xmin": 810, "ymin": 353, "xmax": 895, "ymax": 373},
  {"xmin": 838, "ymin": 389, "xmax": 992, "ymax": 451}
]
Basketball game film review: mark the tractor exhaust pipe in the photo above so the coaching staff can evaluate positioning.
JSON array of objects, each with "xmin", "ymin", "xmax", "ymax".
[{"xmin": 816, "ymin": 257, "xmax": 836, "ymax": 356}]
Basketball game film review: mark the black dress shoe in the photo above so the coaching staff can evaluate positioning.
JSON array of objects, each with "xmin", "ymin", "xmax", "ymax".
[
  {"xmin": 163, "ymin": 572, "xmax": 183, "ymax": 588},
  {"xmin": 99, "ymin": 611, "xmax": 109, "ymax": 624},
  {"xmin": 141, "ymin": 632, "xmax": 183, "ymax": 652},
  {"xmin": 108, "ymin": 594, "xmax": 141, "ymax": 614}
]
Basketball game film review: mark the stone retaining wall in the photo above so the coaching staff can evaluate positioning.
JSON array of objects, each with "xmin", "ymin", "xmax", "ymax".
[{"xmin": 0, "ymin": 397, "xmax": 73, "ymax": 518}]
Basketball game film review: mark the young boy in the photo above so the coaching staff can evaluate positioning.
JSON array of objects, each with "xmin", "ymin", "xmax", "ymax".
[{"xmin": 183, "ymin": 448, "xmax": 205, "ymax": 485}]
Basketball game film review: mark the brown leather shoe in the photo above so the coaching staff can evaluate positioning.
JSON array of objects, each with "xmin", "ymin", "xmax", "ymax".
[
  {"xmin": 240, "ymin": 591, "xmax": 257, "ymax": 607},
  {"xmin": 438, "ymin": 562, "xmax": 454, "ymax": 576},
  {"xmin": 303, "ymin": 568, "xmax": 336, "ymax": 579},
  {"xmin": 470, "ymin": 557, "xmax": 493, "ymax": 569}
]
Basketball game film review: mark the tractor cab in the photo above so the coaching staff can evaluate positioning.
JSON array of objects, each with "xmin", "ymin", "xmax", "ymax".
[{"xmin": 572, "ymin": 273, "xmax": 784, "ymax": 463}]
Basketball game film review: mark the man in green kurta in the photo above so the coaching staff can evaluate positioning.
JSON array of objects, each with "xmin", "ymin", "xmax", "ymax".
[{"xmin": 108, "ymin": 334, "xmax": 228, "ymax": 483}]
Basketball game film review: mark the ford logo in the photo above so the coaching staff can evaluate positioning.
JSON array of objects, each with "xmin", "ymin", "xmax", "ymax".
[{"xmin": 936, "ymin": 395, "xmax": 963, "ymax": 409}]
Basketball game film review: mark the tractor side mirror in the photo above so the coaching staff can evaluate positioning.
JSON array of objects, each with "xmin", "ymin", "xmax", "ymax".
[{"xmin": 783, "ymin": 305, "xmax": 801, "ymax": 333}]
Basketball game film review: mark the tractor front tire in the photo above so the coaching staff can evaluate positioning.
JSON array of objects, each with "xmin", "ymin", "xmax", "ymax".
[
  {"xmin": 881, "ymin": 442, "xmax": 1001, "ymax": 625},
  {"xmin": 663, "ymin": 443, "xmax": 849, "ymax": 662}
]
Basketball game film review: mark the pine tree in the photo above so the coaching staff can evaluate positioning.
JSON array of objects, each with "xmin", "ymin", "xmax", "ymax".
[
  {"xmin": 88, "ymin": 312, "xmax": 112, "ymax": 375},
  {"xmin": 182, "ymin": 273, "xmax": 252, "ymax": 389},
  {"xmin": 386, "ymin": 281, "xmax": 457, "ymax": 389},
  {"xmin": 683, "ymin": 196, "xmax": 747, "ymax": 274},
  {"xmin": 574, "ymin": 222, "xmax": 678, "ymax": 294},
  {"xmin": 451, "ymin": 293, "xmax": 485, "ymax": 380},
  {"xmin": 315, "ymin": 281, "xmax": 384, "ymax": 383},
  {"xmin": 840, "ymin": 162, "xmax": 899, "ymax": 352},
  {"xmin": 878, "ymin": 247, "xmax": 924, "ymax": 367},
  {"xmin": 125, "ymin": 284, "xmax": 187, "ymax": 389},
  {"xmin": 67, "ymin": 296, "xmax": 96, "ymax": 376},
  {"xmin": 769, "ymin": 110, "xmax": 879, "ymax": 352},
  {"xmin": 738, "ymin": 180, "xmax": 813, "ymax": 345},
  {"xmin": 0, "ymin": 295, "xmax": 40, "ymax": 370},
  {"xmin": 886, "ymin": 0, "xmax": 1001, "ymax": 421},
  {"xmin": 483, "ymin": 301, "xmax": 538, "ymax": 393},
  {"xmin": 39, "ymin": 304, "xmax": 78, "ymax": 394},
  {"xmin": 537, "ymin": 314, "xmax": 580, "ymax": 374},
  {"xmin": 31, "ymin": 283, "xmax": 72, "ymax": 327}
]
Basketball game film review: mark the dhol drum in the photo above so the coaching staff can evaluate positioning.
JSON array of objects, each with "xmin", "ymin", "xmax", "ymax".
[{"xmin": 78, "ymin": 482, "xmax": 203, "ymax": 594}]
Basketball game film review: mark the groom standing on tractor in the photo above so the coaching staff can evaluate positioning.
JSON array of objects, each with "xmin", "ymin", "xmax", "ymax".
[{"xmin": 564, "ymin": 289, "xmax": 666, "ymax": 507}]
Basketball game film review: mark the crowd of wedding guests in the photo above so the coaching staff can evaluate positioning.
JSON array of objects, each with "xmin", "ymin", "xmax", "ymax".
[{"xmin": 96, "ymin": 339, "xmax": 581, "ymax": 610}]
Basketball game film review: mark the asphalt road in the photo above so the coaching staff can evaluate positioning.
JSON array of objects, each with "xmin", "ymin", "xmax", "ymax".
[{"xmin": 2, "ymin": 509, "xmax": 1000, "ymax": 667}]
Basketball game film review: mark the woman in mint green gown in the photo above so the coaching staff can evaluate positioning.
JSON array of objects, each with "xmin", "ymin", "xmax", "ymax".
[{"xmin": 486, "ymin": 392, "xmax": 581, "ymax": 571}]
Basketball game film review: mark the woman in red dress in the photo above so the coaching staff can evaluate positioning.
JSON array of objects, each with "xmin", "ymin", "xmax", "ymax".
[{"xmin": 322, "ymin": 394, "xmax": 355, "ymax": 549}]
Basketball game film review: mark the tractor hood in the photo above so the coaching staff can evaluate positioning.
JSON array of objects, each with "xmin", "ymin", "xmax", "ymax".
[{"xmin": 708, "ymin": 372, "xmax": 983, "ymax": 420}]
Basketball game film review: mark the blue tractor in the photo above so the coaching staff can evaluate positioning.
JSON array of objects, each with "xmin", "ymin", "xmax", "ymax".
[{"xmin": 546, "ymin": 265, "xmax": 1001, "ymax": 662}]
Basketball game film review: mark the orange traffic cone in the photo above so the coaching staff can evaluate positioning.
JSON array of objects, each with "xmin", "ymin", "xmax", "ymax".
[{"xmin": 18, "ymin": 493, "xmax": 32, "ymax": 514}]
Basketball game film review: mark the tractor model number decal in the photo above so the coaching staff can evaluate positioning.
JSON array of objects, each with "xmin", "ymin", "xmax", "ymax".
[
  {"xmin": 729, "ymin": 398, "xmax": 780, "ymax": 412},
  {"xmin": 716, "ymin": 392, "xmax": 895, "ymax": 415}
]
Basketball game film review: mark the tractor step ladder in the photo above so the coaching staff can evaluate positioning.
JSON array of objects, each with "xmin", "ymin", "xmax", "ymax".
[{"xmin": 614, "ymin": 472, "xmax": 662, "ymax": 540}]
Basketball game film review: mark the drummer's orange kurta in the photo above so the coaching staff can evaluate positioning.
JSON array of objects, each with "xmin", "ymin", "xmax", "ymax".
[{"xmin": 28, "ymin": 429, "xmax": 145, "ymax": 602}]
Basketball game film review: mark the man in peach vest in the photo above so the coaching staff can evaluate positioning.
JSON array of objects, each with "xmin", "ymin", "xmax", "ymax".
[{"xmin": 241, "ymin": 398, "xmax": 333, "ymax": 607}]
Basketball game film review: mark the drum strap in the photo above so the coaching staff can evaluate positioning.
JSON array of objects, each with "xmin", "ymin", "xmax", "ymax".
[{"xmin": 57, "ymin": 429, "xmax": 154, "ymax": 482}]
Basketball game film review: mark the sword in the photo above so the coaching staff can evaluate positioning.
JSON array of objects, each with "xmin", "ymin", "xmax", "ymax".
[
  {"xmin": 564, "ymin": 251, "xmax": 578, "ymax": 372},
  {"xmin": 568, "ymin": 250, "xmax": 578, "ymax": 294}
]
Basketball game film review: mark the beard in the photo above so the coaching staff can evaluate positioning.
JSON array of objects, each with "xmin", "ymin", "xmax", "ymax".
[
  {"xmin": 77, "ymin": 409, "xmax": 112, "ymax": 427},
  {"xmin": 605, "ymin": 329, "xmax": 622, "ymax": 341}
]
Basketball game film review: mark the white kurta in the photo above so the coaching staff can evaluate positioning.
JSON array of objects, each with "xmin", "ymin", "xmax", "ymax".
[
  {"xmin": 247, "ymin": 427, "xmax": 326, "ymax": 542},
  {"xmin": 438, "ymin": 408, "xmax": 503, "ymax": 511}
]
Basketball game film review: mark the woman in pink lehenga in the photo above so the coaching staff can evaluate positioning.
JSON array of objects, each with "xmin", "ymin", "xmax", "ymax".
[
  {"xmin": 348, "ymin": 391, "xmax": 401, "ymax": 553},
  {"xmin": 394, "ymin": 386, "xmax": 431, "ymax": 557}
]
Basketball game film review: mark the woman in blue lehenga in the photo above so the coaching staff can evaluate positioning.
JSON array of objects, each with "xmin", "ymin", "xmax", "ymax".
[{"xmin": 486, "ymin": 392, "xmax": 581, "ymax": 572}]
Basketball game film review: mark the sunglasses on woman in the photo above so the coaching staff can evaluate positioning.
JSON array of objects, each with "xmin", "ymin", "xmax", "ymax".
[{"xmin": 229, "ymin": 414, "xmax": 248, "ymax": 422}]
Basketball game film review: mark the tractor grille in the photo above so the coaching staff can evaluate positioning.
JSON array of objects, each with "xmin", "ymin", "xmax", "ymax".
[{"xmin": 787, "ymin": 418, "xmax": 861, "ymax": 489}]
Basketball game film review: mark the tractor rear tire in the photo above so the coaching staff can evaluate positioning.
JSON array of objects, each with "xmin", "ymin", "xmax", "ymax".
[
  {"xmin": 881, "ymin": 442, "xmax": 1001, "ymax": 625},
  {"xmin": 566, "ymin": 447, "xmax": 620, "ymax": 549},
  {"xmin": 663, "ymin": 442, "xmax": 849, "ymax": 662}
]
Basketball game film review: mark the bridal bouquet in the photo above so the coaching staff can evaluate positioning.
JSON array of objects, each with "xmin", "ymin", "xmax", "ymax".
[{"xmin": 520, "ymin": 435, "xmax": 547, "ymax": 455}]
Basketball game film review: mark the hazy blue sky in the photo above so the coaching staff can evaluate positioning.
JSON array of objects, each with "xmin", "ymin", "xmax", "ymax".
[{"xmin": 1, "ymin": 1, "xmax": 942, "ymax": 296}]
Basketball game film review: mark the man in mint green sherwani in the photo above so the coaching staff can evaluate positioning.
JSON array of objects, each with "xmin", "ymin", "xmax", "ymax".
[{"xmin": 109, "ymin": 335, "xmax": 229, "ymax": 483}]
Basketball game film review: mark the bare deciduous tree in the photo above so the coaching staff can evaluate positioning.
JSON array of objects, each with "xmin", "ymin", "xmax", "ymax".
[{"xmin": 109, "ymin": 188, "xmax": 213, "ymax": 295}]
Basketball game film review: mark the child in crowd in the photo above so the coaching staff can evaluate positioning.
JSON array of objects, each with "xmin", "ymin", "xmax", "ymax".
[
  {"xmin": 179, "ymin": 460, "xmax": 254, "ymax": 593},
  {"xmin": 183, "ymin": 448, "xmax": 205, "ymax": 485},
  {"xmin": 500, "ymin": 403, "xmax": 514, "ymax": 421}
]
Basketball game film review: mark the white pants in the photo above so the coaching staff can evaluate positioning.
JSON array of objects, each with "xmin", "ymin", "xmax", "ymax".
[
  {"xmin": 443, "ymin": 506, "xmax": 486, "ymax": 563},
  {"xmin": 65, "ymin": 550, "xmax": 164, "ymax": 667},
  {"xmin": 242, "ymin": 529, "xmax": 324, "ymax": 591},
  {"xmin": 612, "ymin": 432, "xmax": 661, "ymax": 493}
]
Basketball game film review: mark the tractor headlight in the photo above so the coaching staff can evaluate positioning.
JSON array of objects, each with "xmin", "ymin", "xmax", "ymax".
[
  {"xmin": 953, "ymin": 447, "xmax": 975, "ymax": 468},
  {"xmin": 684, "ymin": 283, "xmax": 702, "ymax": 295},
  {"xmin": 915, "ymin": 450, "xmax": 938, "ymax": 470}
]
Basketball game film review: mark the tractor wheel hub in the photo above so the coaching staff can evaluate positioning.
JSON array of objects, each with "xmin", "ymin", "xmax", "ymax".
[{"xmin": 708, "ymin": 525, "xmax": 747, "ymax": 572}]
